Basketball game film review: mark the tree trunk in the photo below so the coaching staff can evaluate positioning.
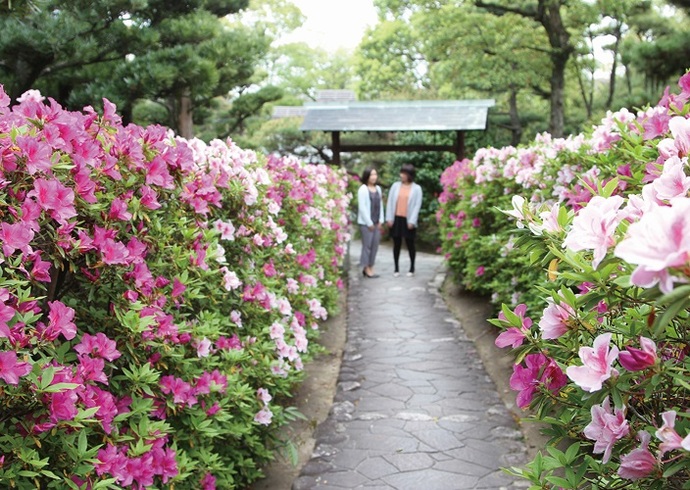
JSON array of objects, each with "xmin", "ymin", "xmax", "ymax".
[
  {"xmin": 177, "ymin": 89, "xmax": 194, "ymax": 139},
  {"xmin": 605, "ymin": 22, "xmax": 622, "ymax": 109},
  {"xmin": 539, "ymin": 0, "xmax": 572, "ymax": 138},
  {"xmin": 508, "ymin": 86, "xmax": 523, "ymax": 146}
]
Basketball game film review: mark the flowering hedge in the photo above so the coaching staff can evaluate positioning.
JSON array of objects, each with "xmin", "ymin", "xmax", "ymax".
[
  {"xmin": 0, "ymin": 88, "xmax": 350, "ymax": 489},
  {"xmin": 439, "ymin": 71, "xmax": 690, "ymax": 487}
]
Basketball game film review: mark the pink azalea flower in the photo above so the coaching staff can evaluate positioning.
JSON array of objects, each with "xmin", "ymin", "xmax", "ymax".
[
  {"xmin": 495, "ymin": 304, "xmax": 533, "ymax": 348},
  {"xmin": 108, "ymin": 197, "xmax": 132, "ymax": 221},
  {"xmin": 0, "ymin": 351, "xmax": 32, "ymax": 385},
  {"xmin": 0, "ymin": 303, "xmax": 17, "ymax": 338},
  {"xmin": 538, "ymin": 298, "xmax": 575, "ymax": 339},
  {"xmin": 618, "ymin": 431, "xmax": 657, "ymax": 480},
  {"xmin": 29, "ymin": 252, "xmax": 52, "ymax": 282},
  {"xmin": 77, "ymin": 356, "xmax": 108, "ymax": 384},
  {"xmin": 151, "ymin": 447, "xmax": 178, "ymax": 483},
  {"xmin": 655, "ymin": 411, "xmax": 690, "ymax": 455},
  {"xmin": 614, "ymin": 198, "xmax": 690, "ymax": 293},
  {"xmin": 642, "ymin": 108, "xmax": 672, "ymax": 140},
  {"xmin": 47, "ymin": 301, "xmax": 77, "ymax": 340},
  {"xmin": 160, "ymin": 375, "xmax": 196, "ymax": 407},
  {"xmin": 145, "ymin": 155, "xmax": 175, "ymax": 189},
  {"xmin": 27, "ymin": 178, "xmax": 77, "ymax": 224},
  {"xmin": 100, "ymin": 238, "xmax": 130, "ymax": 265},
  {"xmin": 1, "ymin": 221, "xmax": 35, "ymax": 256},
  {"xmin": 200, "ymin": 472, "xmax": 216, "ymax": 490},
  {"xmin": 254, "ymin": 406, "xmax": 273, "ymax": 425},
  {"xmin": 257, "ymin": 387, "xmax": 272, "ymax": 405},
  {"xmin": 475, "ymin": 265, "xmax": 485, "ymax": 276},
  {"xmin": 583, "ymin": 396, "xmax": 629, "ymax": 463},
  {"xmin": 566, "ymin": 333, "xmax": 619, "ymax": 392},
  {"xmin": 618, "ymin": 336, "xmax": 657, "ymax": 372},
  {"xmin": 17, "ymin": 135, "xmax": 53, "ymax": 174},
  {"xmin": 50, "ymin": 389, "xmax": 79, "ymax": 421},
  {"xmin": 669, "ymin": 116, "xmax": 690, "ymax": 157},
  {"xmin": 220, "ymin": 267, "xmax": 241, "ymax": 291},
  {"xmin": 74, "ymin": 332, "xmax": 121, "ymax": 361},
  {"xmin": 509, "ymin": 353, "xmax": 567, "ymax": 409},
  {"xmin": 171, "ymin": 278, "xmax": 186, "ymax": 298},
  {"xmin": 195, "ymin": 337, "xmax": 212, "ymax": 358},
  {"xmin": 652, "ymin": 156, "xmax": 690, "ymax": 201},
  {"xmin": 563, "ymin": 195, "xmax": 625, "ymax": 269},
  {"xmin": 139, "ymin": 185, "xmax": 162, "ymax": 210}
]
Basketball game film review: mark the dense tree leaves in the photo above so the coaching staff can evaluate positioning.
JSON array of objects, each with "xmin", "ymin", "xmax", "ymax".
[{"xmin": 0, "ymin": 0, "xmax": 265, "ymax": 137}]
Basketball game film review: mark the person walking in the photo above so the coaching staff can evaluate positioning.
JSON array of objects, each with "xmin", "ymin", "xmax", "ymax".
[
  {"xmin": 386, "ymin": 163, "xmax": 423, "ymax": 277},
  {"xmin": 357, "ymin": 168, "xmax": 384, "ymax": 278}
]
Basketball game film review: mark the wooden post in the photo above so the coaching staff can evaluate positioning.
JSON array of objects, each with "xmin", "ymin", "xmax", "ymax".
[
  {"xmin": 331, "ymin": 131, "xmax": 341, "ymax": 165},
  {"xmin": 454, "ymin": 130, "xmax": 465, "ymax": 160}
]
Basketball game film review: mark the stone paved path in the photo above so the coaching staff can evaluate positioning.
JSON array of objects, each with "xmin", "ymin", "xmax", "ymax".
[{"xmin": 293, "ymin": 240, "xmax": 529, "ymax": 490}]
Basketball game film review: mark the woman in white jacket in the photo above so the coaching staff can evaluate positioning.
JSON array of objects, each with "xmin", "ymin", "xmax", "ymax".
[
  {"xmin": 357, "ymin": 168, "xmax": 384, "ymax": 278},
  {"xmin": 386, "ymin": 163, "xmax": 423, "ymax": 277}
]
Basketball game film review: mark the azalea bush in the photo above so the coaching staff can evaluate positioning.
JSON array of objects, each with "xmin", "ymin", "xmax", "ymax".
[
  {"xmin": 0, "ymin": 88, "xmax": 350, "ymax": 489},
  {"xmin": 440, "ymin": 71, "xmax": 690, "ymax": 488}
]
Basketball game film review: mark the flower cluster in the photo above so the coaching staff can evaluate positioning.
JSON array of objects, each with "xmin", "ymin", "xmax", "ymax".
[
  {"xmin": 444, "ymin": 70, "xmax": 690, "ymax": 487},
  {"xmin": 0, "ymin": 86, "xmax": 350, "ymax": 489}
]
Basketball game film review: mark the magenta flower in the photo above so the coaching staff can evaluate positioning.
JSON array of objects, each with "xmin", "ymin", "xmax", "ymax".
[
  {"xmin": 538, "ymin": 298, "xmax": 575, "ymax": 339},
  {"xmin": 1, "ymin": 221, "xmax": 35, "ymax": 257},
  {"xmin": 49, "ymin": 389, "xmax": 79, "ymax": 421},
  {"xmin": 139, "ymin": 185, "xmax": 162, "ymax": 210},
  {"xmin": 27, "ymin": 177, "xmax": 77, "ymax": 224},
  {"xmin": 17, "ymin": 135, "xmax": 52, "ymax": 174},
  {"xmin": 563, "ymin": 195, "xmax": 624, "ymax": 269},
  {"xmin": 151, "ymin": 447, "xmax": 178, "ymax": 483},
  {"xmin": 108, "ymin": 197, "xmax": 132, "ymax": 221},
  {"xmin": 74, "ymin": 332, "xmax": 121, "ymax": 361},
  {"xmin": 0, "ymin": 302, "xmax": 16, "ymax": 338},
  {"xmin": 509, "ymin": 353, "xmax": 566, "ymax": 409},
  {"xmin": 618, "ymin": 431, "xmax": 656, "ymax": 480},
  {"xmin": 583, "ymin": 396, "xmax": 629, "ymax": 463},
  {"xmin": 619, "ymin": 336, "xmax": 657, "ymax": 372},
  {"xmin": 566, "ymin": 333, "xmax": 619, "ymax": 392},
  {"xmin": 200, "ymin": 472, "xmax": 217, "ymax": 490},
  {"xmin": 475, "ymin": 265, "xmax": 485, "ymax": 276},
  {"xmin": 171, "ymin": 278, "xmax": 186, "ymax": 298},
  {"xmin": 0, "ymin": 350, "xmax": 32, "ymax": 385},
  {"xmin": 160, "ymin": 375, "xmax": 197, "ymax": 407},
  {"xmin": 45, "ymin": 301, "xmax": 77, "ymax": 340}
]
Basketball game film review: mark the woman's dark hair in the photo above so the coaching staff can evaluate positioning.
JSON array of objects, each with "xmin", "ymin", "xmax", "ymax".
[
  {"xmin": 361, "ymin": 168, "xmax": 376, "ymax": 185},
  {"xmin": 400, "ymin": 163, "xmax": 416, "ymax": 182}
]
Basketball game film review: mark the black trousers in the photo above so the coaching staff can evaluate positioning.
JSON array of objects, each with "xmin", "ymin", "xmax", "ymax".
[{"xmin": 391, "ymin": 216, "xmax": 416, "ymax": 273}]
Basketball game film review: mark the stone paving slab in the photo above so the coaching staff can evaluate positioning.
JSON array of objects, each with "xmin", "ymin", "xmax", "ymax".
[{"xmin": 293, "ymin": 240, "xmax": 529, "ymax": 490}]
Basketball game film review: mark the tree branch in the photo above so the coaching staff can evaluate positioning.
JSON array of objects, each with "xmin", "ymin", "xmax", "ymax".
[{"xmin": 474, "ymin": 0, "xmax": 537, "ymax": 19}]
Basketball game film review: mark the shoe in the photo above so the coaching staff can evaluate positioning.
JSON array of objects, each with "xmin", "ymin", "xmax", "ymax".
[
  {"xmin": 393, "ymin": 272, "xmax": 400, "ymax": 277},
  {"xmin": 406, "ymin": 272, "xmax": 414, "ymax": 277},
  {"xmin": 363, "ymin": 269, "xmax": 376, "ymax": 278}
]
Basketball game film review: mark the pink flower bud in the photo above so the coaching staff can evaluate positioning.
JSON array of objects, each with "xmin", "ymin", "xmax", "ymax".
[{"xmin": 619, "ymin": 336, "xmax": 657, "ymax": 372}]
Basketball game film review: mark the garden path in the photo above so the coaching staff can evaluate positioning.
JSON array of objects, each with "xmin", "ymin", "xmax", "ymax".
[{"xmin": 292, "ymin": 240, "xmax": 531, "ymax": 490}]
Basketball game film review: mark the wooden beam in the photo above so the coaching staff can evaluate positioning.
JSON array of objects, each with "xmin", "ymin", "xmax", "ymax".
[{"xmin": 339, "ymin": 144, "xmax": 456, "ymax": 153}]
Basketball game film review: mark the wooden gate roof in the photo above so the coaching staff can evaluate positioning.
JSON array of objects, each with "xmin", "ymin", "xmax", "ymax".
[{"xmin": 299, "ymin": 99, "xmax": 495, "ymax": 132}]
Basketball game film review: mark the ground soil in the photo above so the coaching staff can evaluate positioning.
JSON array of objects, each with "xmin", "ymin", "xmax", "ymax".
[{"xmin": 246, "ymin": 273, "xmax": 548, "ymax": 490}]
